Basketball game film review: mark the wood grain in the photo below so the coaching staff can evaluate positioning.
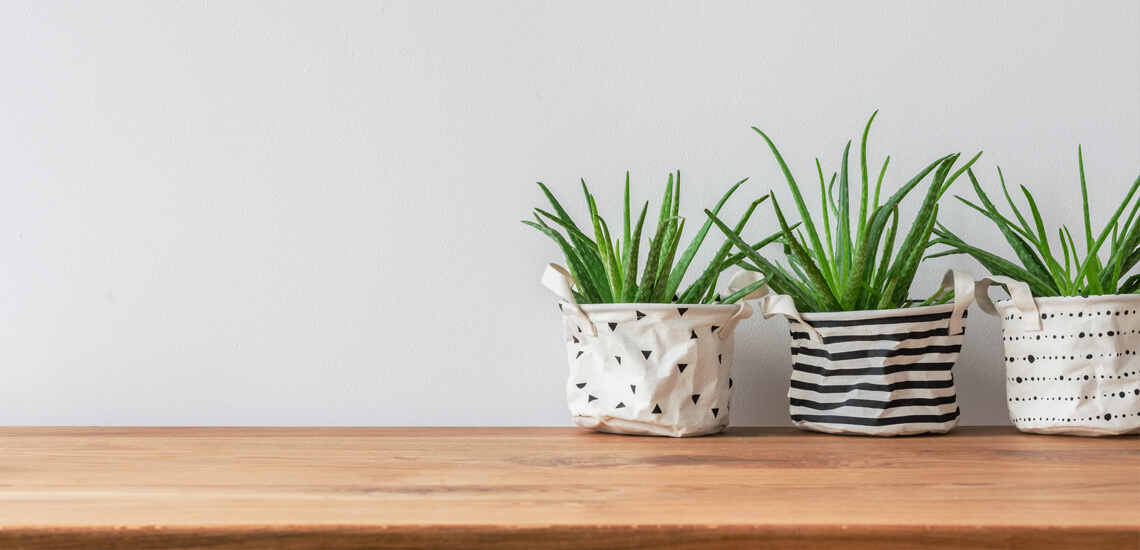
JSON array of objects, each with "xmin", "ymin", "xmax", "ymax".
[{"xmin": 0, "ymin": 427, "xmax": 1136, "ymax": 549}]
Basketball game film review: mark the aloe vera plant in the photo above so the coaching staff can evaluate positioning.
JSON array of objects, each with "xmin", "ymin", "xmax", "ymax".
[
  {"xmin": 524, "ymin": 172, "xmax": 782, "ymax": 304},
  {"xmin": 708, "ymin": 112, "xmax": 981, "ymax": 312},
  {"xmin": 931, "ymin": 149, "xmax": 1140, "ymax": 296}
]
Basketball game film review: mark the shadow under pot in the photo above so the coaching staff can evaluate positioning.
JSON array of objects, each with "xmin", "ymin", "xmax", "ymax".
[
  {"xmin": 977, "ymin": 276, "xmax": 1140, "ymax": 436},
  {"xmin": 542, "ymin": 264, "xmax": 765, "ymax": 437},
  {"xmin": 760, "ymin": 270, "xmax": 976, "ymax": 436}
]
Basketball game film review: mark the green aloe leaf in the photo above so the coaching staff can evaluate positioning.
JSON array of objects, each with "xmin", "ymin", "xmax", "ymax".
[
  {"xmin": 770, "ymin": 195, "xmax": 842, "ymax": 311},
  {"xmin": 664, "ymin": 178, "xmax": 749, "ymax": 300},
  {"xmin": 732, "ymin": 113, "xmax": 978, "ymax": 311},
  {"xmin": 753, "ymin": 126, "xmax": 833, "ymax": 288},
  {"xmin": 679, "ymin": 196, "xmax": 766, "ymax": 303},
  {"xmin": 530, "ymin": 172, "xmax": 761, "ymax": 304},
  {"xmin": 621, "ymin": 202, "xmax": 649, "ymax": 301}
]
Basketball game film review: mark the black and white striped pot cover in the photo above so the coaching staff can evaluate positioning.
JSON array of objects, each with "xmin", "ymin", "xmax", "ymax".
[
  {"xmin": 977, "ymin": 276, "xmax": 1140, "ymax": 436},
  {"xmin": 759, "ymin": 269, "xmax": 976, "ymax": 436},
  {"xmin": 542, "ymin": 264, "xmax": 766, "ymax": 437}
]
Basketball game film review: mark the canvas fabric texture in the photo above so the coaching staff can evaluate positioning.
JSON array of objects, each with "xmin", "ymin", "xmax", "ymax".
[
  {"xmin": 543, "ymin": 264, "xmax": 764, "ymax": 437},
  {"xmin": 760, "ymin": 270, "xmax": 976, "ymax": 436},
  {"xmin": 977, "ymin": 276, "xmax": 1140, "ymax": 436}
]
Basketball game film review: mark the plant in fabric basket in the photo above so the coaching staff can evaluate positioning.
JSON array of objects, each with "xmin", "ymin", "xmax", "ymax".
[
  {"xmin": 524, "ymin": 172, "xmax": 784, "ymax": 305},
  {"xmin": 708, "ymin": 112, "xmax": 981, "ymax": 312},
  {"xmin": 531, "ymin": 172, "xmax": 790, "ymax": 438},
  {"xmin": 930, "ymin": 149, "xmax": 1140, "ymax": 297},
  {"xmin": 935, "ymin": 150, "xmax": 1140, "ymax": 437}
]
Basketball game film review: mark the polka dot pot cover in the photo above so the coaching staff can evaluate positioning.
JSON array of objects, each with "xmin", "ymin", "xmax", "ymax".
[
  {"xmin": 977, "ymin": 276, "xmax": 1140, "ymax": 436},
  {"xmin": 542, "ymin": 264, "xmax": 766, "ymax": 437},
  {"xmin": 759, "ymin": 270, "xmax": 976, "ymax": 436}
]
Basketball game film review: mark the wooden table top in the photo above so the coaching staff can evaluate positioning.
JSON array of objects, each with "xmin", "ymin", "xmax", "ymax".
[{"xmin": 0, "ymin": 427, "xmax": 1137, "ymax": 549}]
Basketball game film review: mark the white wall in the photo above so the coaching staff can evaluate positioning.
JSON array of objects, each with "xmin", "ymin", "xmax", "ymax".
[{"xmin": 1, "ymin": 1, "xmax": 1137, "ymax": 426}]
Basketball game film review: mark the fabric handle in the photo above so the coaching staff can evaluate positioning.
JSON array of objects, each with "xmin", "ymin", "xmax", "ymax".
[
  {"xmin": 974, "ymin": 276, "xmax": 1042, "ymax": 332},
  {"xmin": 758, "ymin": 269, "xmax": 976, "ymax": 342},
  {"xmin": 716, "ymin": 271, "xmax": 769, "ymax": 340},
  {"xmin": 758, "ymin": 293, "xmax": 823, "ymax": 342},
  {"xmin": 542, "ymin": 264, "xmax": 598, "ymax": 336},
  {"xmin": 939, "ymin": 269, "xmax": 976, "ymax": 336}
]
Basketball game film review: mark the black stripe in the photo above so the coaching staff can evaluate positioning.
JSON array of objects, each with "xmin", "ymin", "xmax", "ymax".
[
  {"xmin": 790, "ymin": 395, "xmax": 958, "ymax": 411},
  {"xmin": 793, "ymin": 362, "xmax": 954, "ymax": 377},
  {"xmin": 789, "ymin": 328, "xmax": 952, "ymax": 344},
  {"xmin": 790, "ymin": 378, "xmax": 956, "ymax": 394},
  {"xmin": 792, "ymin": 344, "xmax": 962, "ymax": 361},
  {"xmin": 791, "ymin": 408, "xmax": 960, "ymax": 427},
  {"xmin": 793, "ymin": 310, "xmax": 963, "ymax": 328}
]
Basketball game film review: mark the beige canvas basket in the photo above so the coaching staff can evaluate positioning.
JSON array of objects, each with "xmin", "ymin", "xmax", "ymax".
[
  {"xmin": 543, "ymin": 264, "xmax": 765, "ymax": 437},
  {"xmin": 977, "ymin": 276, "xmax": 1140, "ymax": 436}
]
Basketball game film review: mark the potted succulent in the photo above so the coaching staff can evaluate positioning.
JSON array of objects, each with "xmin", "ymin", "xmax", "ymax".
[
  {"xmin": 709, "ymin": 112, "xmax": 980, "ymax": 436},
  {"xmin": 932, "ymin": 149, "xmax": 1140, "ymax": 436},
  {"xmin": 526, "ymin": 172, "xmax": 779, "ymax": 437}
]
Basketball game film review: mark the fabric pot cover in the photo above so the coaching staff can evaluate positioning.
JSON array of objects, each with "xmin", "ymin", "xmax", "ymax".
[
  {"xmin": 759, "ymin": 270, "xmax": 976, "ymax": 436},
  {"xmin": 977, "ymin": 276, "xmax": 1140, "ymax": 436},
  {"xmin": 543, "ymin": 264, "xmax": 765, "ymax": 437}
]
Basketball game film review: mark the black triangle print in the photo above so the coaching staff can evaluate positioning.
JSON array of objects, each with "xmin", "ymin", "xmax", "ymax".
[
  {"xmin": 587, "ymin": 395, "xmax": 598, "ymax": 403},
  {"xmin": 615, "ymin": 356, "xmax": 622, "ymax": 365},
  {"xmin": 718, "ymin": 354, "xmax": 722, "ymax": 364},
  {"xmin": 636, "ymin": 310, "xmax": 646, "ymax": 320},
  {"xmin": 572, "ymin": 336, "xmax": 579, "ymax": 344},
  {"xmin": 575, "ymin": 382, "xmax": 586, "ymax": 389},
  {"xmin": 558, "ymin": 303, "xmax": 563, "ymax": 311},
  {"xmin": 673, "ymin": 294, "xmax": 680, "ymax": 302},
  {"xmin": 615, "ymin": 402, "xmax": 625, "ymax": 409},
  {"xmin": 575, "ymin": 350, "xmax": 584, "ymax": 359},
  {"xmin": 630, "ymin": 384, "xmax": 636, "ymax": 394},
  {"xmin": 714, "ymin": 293, "xmax": 722, "ymax": 303},
  {"xmin": 729, "ymin": 378, "xmax": 733, "ymax": 388},
  {"xmin": 577, "ymin": 326, "xmax": 582, "ymax": 333},
  {"xmin": 690, "ymin": 330, "xmax": 698, "ymax": 339},
  {"xmin": 711, "ymin": 326, "xmax": 720, "ymax": 333},
  {"xmin": 642, "ymin": 350, "xmax": 652, "ymax": 360},
  {"xmin": 677, "ymin": 363, "xmax": 688, "ymax": 373},
  {"xmin": 691, "ymin": 394, "xmax": 700, "ymax": 404},
  {"xmin": 712, "ymin": 408, "xmax": 719, "ymax": 418},
  {"xmin": 652, "ymin": 404, "xmax": 662, "ymax": 414},
  {"xmin": 678, "ymin": 307, "xmax": 688, "ymax": 316},
  {"xmin": 608, "ymin": 322, "xmax": 618, "ymax": 331}
]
